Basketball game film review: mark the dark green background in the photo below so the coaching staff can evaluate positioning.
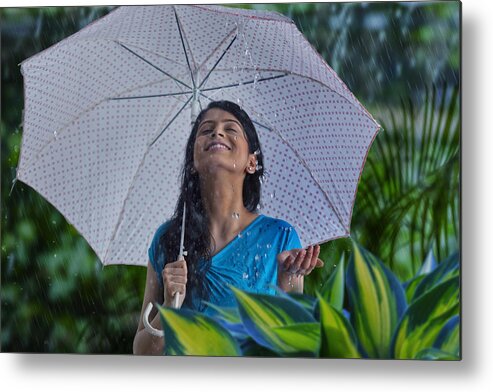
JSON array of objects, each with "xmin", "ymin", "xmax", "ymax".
[{"xmin": 1, "ymin": 2, "xmax": 460, "ymax": 353}]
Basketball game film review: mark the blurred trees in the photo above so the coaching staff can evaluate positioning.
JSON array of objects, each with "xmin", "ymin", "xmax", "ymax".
[{"xmin": 1, "ymin": 2, "xmax": 460, "ymax": 353}]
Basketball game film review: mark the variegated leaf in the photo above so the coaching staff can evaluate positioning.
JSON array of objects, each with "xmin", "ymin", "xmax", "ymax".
[
  {"xmin": 158, "ymin": 306, "xmax": 241, "ymax": 356},
  {"xmin": 346, "ymin": 242, "xmax": 407, "ymax": 358}
]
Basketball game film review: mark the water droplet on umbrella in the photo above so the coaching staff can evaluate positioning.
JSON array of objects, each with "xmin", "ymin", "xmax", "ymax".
[
  {"xmin": 266, "ymin": 243, "xmax": 271, "ymax": 249},
  {"xmin": 242, "ymin": 272, "xmax": 249, "ymax": 279},
  {"xmin": 254, "ymin": 254, "xmax": 260, "ymax": 261},
  {"xmin": 274, "ymin": 113, "xmax": 278, "ymax": 118},
  {"xmin": 53, "ymin": 130, "xmax": 58, "ymax": 139},
  {"xmin": 269, "ymin": 191, "xmax": 276, "ymax": 199},
  {"xmin": 253, "ymin": 72, "xmax": 260, "ymax": 89}
]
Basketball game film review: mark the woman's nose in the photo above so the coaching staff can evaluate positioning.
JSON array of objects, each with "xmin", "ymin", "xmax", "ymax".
[{"xmin": 210, "ymin": 129, "xmax": 225, "ymax": 138}]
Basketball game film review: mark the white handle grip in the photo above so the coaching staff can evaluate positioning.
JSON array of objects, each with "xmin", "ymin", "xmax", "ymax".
[
  {"xmin": 173, "ymin": 292, "xmax": 180, "ymax": 308},
  {"xmin": 143, "ymin": 302, "xmax": 164, "ymax": 337}
]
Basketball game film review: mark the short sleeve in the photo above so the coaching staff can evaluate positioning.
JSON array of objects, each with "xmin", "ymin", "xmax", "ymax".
[{"xmin": 283, "ymin": 226, "xmax": 302, "ymax": 251}]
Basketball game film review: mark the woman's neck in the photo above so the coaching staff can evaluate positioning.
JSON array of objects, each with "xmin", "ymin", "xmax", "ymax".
[{"xmin": 199, "ymin": 174, "xmax": 257, "ymax": 245}]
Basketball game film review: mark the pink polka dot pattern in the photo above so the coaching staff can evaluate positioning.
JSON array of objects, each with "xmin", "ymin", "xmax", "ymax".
[{"xmin": 18, "ymin": 5, "xmax": 380, "ymax": 266}]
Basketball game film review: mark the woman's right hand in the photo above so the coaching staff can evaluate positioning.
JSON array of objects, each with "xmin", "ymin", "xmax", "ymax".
[{"xmin": 162, "ymin": 258, "xmax": 187, "ymax": 308}]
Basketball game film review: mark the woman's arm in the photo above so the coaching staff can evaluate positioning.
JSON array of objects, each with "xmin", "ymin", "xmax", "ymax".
[{"xmin": 133, "ymin": 261, "xmax": 166, "ymax": 355}]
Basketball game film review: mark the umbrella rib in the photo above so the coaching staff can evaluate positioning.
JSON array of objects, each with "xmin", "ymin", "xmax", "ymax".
[
  {"xmin": 117, "ymin": 42, "xmax": 192, "ymax": 91},
  {"xmin": 102, "ymin": 97, "xmax": 189, "ymax": 264},
  {"xmin": 109, "ymin": 91, "xmax": 193, "ymax": 101},
  {"xmin": 149, "ymin": 94, "xmax": 194, "ymax": 147},
  {"xmin": 198, "ymin": 91, "xmax": 349, "ymax": 233},
  {"xmin": 201, "ymin": 73, "xmax": 289, "ymax": 92},
  {"xmin": 173, "ymin": 6, "xmax": 196, "ymax": 89},
  {"xmin": 198, "ymin": 34, "xmax": 238, "ymax": 91}
]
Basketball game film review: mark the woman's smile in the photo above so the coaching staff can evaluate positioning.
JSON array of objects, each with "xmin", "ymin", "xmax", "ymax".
[
  {"xmin": 193, "ymin": 108, "xmax": 255, "ymax": 175},
  {"xmin": 206, "ymin": 142, "xmax": 231, "ymax": 152}
]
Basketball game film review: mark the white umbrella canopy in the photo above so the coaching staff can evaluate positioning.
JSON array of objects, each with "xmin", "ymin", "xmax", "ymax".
[{"xmin": 18, "ymin": 4, "xmax": 380, "ymax": 267}]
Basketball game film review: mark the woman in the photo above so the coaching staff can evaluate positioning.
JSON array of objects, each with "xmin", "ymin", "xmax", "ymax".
[{"xmin": 133, "ymin": 100, "xmax": 323, "ymax": 355}]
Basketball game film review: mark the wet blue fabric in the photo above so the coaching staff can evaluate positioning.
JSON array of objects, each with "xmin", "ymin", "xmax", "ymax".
[{"xmin": 148, "ymin": 214, "xmax": 302, "ymax": 317}]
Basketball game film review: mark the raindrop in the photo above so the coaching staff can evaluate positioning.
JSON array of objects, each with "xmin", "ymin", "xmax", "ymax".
[
  {"xmin": 256, "ymin": 163, "xmax": 263, "ymax": 171},
  {"xmin": 232, "ymin": 212, "xmax": 240, "ymax": 219},
  {"xmin": 246, "ymin": 231, "xmax": 251, "ymax": 236},
  {"xmin": 269, "ymin": 191, "xmax": 276, "ymax": 199},
  {"xmin": 233, "ymin": 162, "xmax": 236, "ymax": 168},
  {"xmin": 254, "ymin": 254, "xmax": 260, "ymax": 261},
  {"xmin": 266, "ymin": 243, "xmax": 271, "ymax": 249},
  {"xmin": 53, "ymin": 130, "xmax": 58, "ymax": 139},
  {"xmin": 52, "ymin": 220, "xmax": 56, "ymax": 225},
  {"xmin": 244, "ymin": 49, "xmax": 250, "ymax": 57},
  {"xmin": 274, "ymin": 113, "xmax": 278, "ymax": 118},
  {"xmin": 242, "ymin": 272, "xmax": 249, "ymax": 279},
  {"xmin": 253, "ymin": 148, "xmax": 260, "ymax": 156},
  {"xmin": 234, "ymin": 136, "xmax": 238, "ymax": 140},
  {"xmin": 54, "ymin": 254, "xmax": 57, "ymax": 258},
  {"xmin": 253, "ymin": 73, "xmax": 260, "ymax": 89}
]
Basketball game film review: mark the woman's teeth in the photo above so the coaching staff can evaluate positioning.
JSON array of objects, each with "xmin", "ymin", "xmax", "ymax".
[{"xmin": 209, "ymin": 144, "xmax": 229, "ymax": 151}]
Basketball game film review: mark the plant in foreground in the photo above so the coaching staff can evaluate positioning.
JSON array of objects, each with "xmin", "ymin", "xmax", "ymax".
[{"xmin": 157, "ymin": 241, "xmax": 460, "ymax": 359}]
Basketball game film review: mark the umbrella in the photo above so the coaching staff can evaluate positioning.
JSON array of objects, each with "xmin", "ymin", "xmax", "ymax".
[{"xmin": 17, "ymin": 5, "xmax": 380, "ymax": 271}]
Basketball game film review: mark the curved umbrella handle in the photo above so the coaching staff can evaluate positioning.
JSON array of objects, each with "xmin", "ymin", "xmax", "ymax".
[{"xmin": 143, "ymin": 302, "xmax": 164, "ymax": 337}]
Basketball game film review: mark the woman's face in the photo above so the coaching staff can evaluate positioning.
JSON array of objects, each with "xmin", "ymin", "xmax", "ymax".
[{"xmin": 193, "ymin": 108, "xmax": 256, "ymax": 178}]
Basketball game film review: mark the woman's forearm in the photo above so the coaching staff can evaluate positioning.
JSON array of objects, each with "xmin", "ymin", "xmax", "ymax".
[{"xmin": 133, "ymin": 310, "xmax": 165, "ymax": 355}]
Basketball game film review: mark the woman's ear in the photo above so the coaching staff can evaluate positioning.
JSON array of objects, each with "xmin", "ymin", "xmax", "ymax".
[{"xmin": 246, "ymin": 154, "xmax": 257, "ymax": 174}]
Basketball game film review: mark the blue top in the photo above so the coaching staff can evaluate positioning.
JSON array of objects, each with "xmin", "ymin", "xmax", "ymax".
[{"xmin": 148, "ymin": 214, "xmax": 302, "ymax": 316}]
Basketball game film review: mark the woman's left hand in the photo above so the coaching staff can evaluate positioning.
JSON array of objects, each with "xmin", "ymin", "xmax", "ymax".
[{"xmin": 276, "ymin": 245, "xmax": 324, "ymax": 293}]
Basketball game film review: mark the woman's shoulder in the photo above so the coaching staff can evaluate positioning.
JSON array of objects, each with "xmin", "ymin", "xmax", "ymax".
[
  {"xmin": 150, "ymin": 219, "xmax": 173, "ymax": 243},
  {"xmin": 259, "ymin": 214, "xmax": 297, "ymax": 231}
]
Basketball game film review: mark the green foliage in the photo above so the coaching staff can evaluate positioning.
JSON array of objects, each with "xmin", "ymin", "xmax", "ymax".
[
  {"xmin": 353, "ymin": 84, "xmax": 460, "ymax": 281},
  {"xmin": 346, "ymin": 244, "xmax": 407, "ymax": 358},
  {"xmin": 2, "ymin": 4, "xmax": 460, "ymax": 354},
  {"xmin": 156, "ymin": 241, "xmax": 460, "ymax": 359},
  {"xmin": 158, "ymin": 307, "xmax": 241, "ymax": 356}
]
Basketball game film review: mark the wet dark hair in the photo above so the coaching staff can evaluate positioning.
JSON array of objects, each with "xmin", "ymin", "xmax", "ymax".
[{"xmin": 158, "ymin": 100, "xmax": 265, "ymax": 311}]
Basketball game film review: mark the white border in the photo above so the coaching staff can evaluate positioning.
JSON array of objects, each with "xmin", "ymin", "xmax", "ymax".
[{"xmin": 2, "ymin": 0, "xmax": 493, "ymax": 391}]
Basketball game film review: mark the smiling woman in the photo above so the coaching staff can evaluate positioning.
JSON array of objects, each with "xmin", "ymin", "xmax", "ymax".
[{"xmin": 132, "ymin": 101, "xmax": 324, "ymax": 355}]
